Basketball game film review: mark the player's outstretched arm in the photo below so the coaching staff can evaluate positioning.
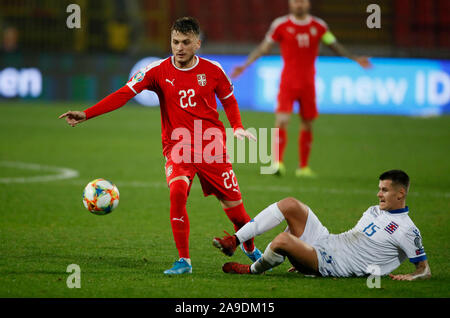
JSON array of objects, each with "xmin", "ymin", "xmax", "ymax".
[
  {"xmin": 389, "ymin": 260, "xmax": 431, "ymax": 281},
  {"xmin": 231, "ymin": 40, "xmax": 274, "ymax": 79},
  {"xmin": 58, "ymin": 86, "xmax": 135, "ymax": 127},
  {"xmin": 326, "ymin": 41, "xmax": 372, "ymax": 69}
]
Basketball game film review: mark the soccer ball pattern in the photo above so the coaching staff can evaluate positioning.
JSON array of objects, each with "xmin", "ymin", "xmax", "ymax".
[{"xmin": 82, "ymin": 178, "xmax": 119, "ymax": 215}]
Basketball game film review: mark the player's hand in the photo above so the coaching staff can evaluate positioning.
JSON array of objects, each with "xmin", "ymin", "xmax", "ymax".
[
  {"xmin": 231, "ymin": 65, "xmax": 247, "ymax": 79},
  {"xmin": 234, "ymin": 128, "xmax": 257, "ymax": 141},
  {"xmin": 388, "ymin": 273, "xmax": 414, "ymax": 281},
  {"xmin": 355, "ymin": 56, "xmax": 372, "ymax": 69},
  {"xmin": 58, "ymin": 110, "xmax": 86, "ymax": 127}
]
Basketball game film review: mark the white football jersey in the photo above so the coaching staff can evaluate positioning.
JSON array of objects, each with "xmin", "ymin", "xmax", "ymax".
[{"xmin": 325, "ymin": 205, "xmax": 427, "ymax": 276}]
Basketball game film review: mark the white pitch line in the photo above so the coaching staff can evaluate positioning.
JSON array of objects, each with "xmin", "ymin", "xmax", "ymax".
[
  {"xmin": 60, "ymin": 179, "xmax": 450, "ymax": 199},
  {"xmin": 1, "ymin": 163, "xmax": 448, "ymax": 198},
  {"xmin": 0, "ymin": 161, "xmax": 79, "ymax": 184}
]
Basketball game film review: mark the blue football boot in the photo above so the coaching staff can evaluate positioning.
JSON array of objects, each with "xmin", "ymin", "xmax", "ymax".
[
  {"xmin": 240, "ymin": 245, "xmax": 272, "ymax": 271},
  {"xmin": 240, "ymin": 244, "xmax": 263, "ymax": 262},
  {"xmin": 163, "ymin": 258, "xmax": 192, "ymax": 275}
]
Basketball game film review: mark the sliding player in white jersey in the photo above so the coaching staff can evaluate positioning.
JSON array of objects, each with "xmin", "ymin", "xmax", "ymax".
[{"xmin": 213, "ymin": 170, "xmax": 431, "ymax": 280}]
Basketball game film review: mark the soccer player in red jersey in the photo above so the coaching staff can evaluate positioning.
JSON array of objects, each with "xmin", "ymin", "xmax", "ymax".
[
  {"xmin": 232, "ymin": 0, "xmax": 372, "ymax": 177},
  {"xmin": 59, "ymin": 17, "xmax": 262, "ymax": 275}
]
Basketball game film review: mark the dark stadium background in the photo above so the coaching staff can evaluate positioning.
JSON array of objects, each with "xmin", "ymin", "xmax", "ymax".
[{"xmin": 1, "ymin": 0, "xmax": 449, "ymax": 101}]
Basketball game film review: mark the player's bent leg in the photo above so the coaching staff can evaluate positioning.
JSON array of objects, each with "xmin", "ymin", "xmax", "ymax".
[
  {"xmin": 214, "ymin": 198, "xmax": 305, "ymax": 257},
  {"xmin": 271, "ymin": 232, "xmax": 319, "ymax": 274},
  {"xmin": 276, "ymin": 197, "xmax": 309, "ymax": 237}
]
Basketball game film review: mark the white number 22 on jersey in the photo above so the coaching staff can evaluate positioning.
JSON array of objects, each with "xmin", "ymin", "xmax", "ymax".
[
  {"xmin": 179, "ymin": 89, "xmax": 196, "ymax": 108},
  {"xmin": 222, "ymin": 170, "xmax": 239, "ymax": 192}
]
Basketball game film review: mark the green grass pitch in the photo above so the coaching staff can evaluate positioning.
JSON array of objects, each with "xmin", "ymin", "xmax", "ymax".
[{"xmin": 0, "ymin": 101, "xmax": 449, "ymax": 298}]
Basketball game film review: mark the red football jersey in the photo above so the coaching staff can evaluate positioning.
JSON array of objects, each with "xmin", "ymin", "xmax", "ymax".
[
  {"xmin": 127, "ymin": 56, "xmax": 238, "ymax": 159},
  {"xmin": 266, "ymin": 14, "xmax": 328, "ymax": 89}
]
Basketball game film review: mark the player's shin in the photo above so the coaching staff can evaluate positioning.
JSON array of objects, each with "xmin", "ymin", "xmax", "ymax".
[
  {"xmin": 235, "ymin": 202, "xmax": 285, "ymax": 244},
  {"xmin": 250, "ymin": 243, "xmax": 285, "ymax": 274},
  {"xmin": 274, "ymin": 127, "xmax": 287, "ymax": 163},
  {"xmin": 299, "ymin": 129, "xmax": 313, "ymax": 168},
  {"xmin": 224, "ymin": 203, "xmax": 254, "ymax": 252},
  {"xmin": 169, "ymin": 180, "xmax": 190, "ymax": 259}
]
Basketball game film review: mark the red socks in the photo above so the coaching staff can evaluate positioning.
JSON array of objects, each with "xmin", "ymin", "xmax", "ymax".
[
  {"xmin": 299, "ymin": 129, "xmax": 313, "ymax": 168},
  {"xmin": 224, "ymin": 203, "xmax": 255, "ymax": 252},
  {"xmin": 169, "ymin": 180, "xmax": 190, "ymax": 259},
  {"xmin": 273, "ymin": 127, "xmax": 287, "ymax": 163},
  {"xmin": 274, "ymin": 127, "xmax": 313, "ymax": 168},
  {"xmin": 169, "ymin": 181, "xmax": 255, "ymax": 257}
]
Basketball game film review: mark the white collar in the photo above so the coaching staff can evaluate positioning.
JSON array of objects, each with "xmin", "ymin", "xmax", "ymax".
[
  {"xmin": 289, "ymin": 14, "xmax": 312, "ymax": 26},
  {"xmin": 171, "ymin": 55, "xmax": 199, "ymax": 71}
]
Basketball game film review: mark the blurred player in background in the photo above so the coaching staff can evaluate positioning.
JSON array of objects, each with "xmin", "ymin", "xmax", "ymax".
[
  {"xmin": 59, "ymin": 17, "xmax": 262, "ymax": 275},
  {"xmin": 232, "ymin": 0, "xmax": 372, "ymax": 177},
  {"xmin": 214, "ymin": 170, "xmax": 431, "ymax": 281}
]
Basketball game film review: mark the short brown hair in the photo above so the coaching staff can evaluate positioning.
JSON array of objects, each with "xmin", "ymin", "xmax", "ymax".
[
  {"xmin": 379, "ymin": 169, "xmax": 410, "ymax": 191},
  {"xmin": 171, "ymin": 17, "xmax": 200, "ymax": 36}
]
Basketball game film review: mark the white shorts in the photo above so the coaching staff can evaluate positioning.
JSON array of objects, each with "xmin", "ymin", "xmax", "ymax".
[
  {"xmin": 284, "ymin": 207, "xmax": 329, "ymax": 244},
  {"xmin": 285, "ymin": 207, "xmax": 349, "ymax": 277}
]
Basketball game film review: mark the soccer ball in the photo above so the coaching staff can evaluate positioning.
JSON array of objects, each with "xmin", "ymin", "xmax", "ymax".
[{"xmin": 82, "ymin": 178, "xmax": 119, "ymax": 215}]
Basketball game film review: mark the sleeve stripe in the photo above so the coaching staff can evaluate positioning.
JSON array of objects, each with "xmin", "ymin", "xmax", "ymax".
[
  {"xmin": 266, "ymin": 15, "xmax": 288, "ymax": 41},
  {"xmin": 409, "ymin": 255, "xmax": 427, "ymax": 263},
  {"xmin": 126, "ymin": 82, "xmax": 138, "ymax": 94},
  {"xmin": 219, "ymin": 91, "xmax": 234, "ymax": 101}
]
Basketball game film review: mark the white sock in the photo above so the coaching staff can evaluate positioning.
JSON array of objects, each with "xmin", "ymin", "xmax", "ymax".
[
  {"xmin": 180, "ymin": 258, "xmax": 191, "ymax": 266},
  {"xmin": 235, "ymin": 202, "xmax": 285, "ymax": 244},
  {"xmin": 250, "ymin": 243, "xmax": 285, "ymax": 274}
]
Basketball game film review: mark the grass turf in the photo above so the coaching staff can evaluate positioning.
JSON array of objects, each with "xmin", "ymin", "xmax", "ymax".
[{"xmin": 0, "ymin": 101, "xmax": 449, "ymax": 298}]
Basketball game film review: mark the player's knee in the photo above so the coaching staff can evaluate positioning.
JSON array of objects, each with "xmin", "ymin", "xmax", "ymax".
[
  {"xmin": 271, "ymin": 232, "xmax": 293, "ymax": 253},
  {"xmin": 275, "ymin": 114, "xmax": 290, "ymax": 128},
  {"xmin": 219, "ymin": 199, "xmax": 242, "ymax": 210},
  {"xmin": 169, "ymin": 180, "xmax": 188, "ymax": 202},
  {"xmin": 276, "ymin": 121, "xmax": 289, "ymax": 129},
  {"xmin": 278, "ymin": 197, "xmax": 306, "ymax": 219},
  {"xmin": 300, "ymin": 119, "xmax": 313, "ymax": 131}
]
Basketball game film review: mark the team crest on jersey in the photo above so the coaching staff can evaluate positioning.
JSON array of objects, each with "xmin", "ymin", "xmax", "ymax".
[
  {"xmin": 310, "ymin": 26, "xmax": 317, "ymax": 36},
  {"xmin": 197, "ymin": 74, "xmax": 207, "ymax": 86},
  {"xmin": 384, "ymin": 221, "xmax": 399, "ymax": 234},
  {"xmin": 287, "ymin": 27, "xmax": 295, "ymax": 34},
  {"xmin": 133, "ymin": 71, "xmax": 144, "ymax": 82}
]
